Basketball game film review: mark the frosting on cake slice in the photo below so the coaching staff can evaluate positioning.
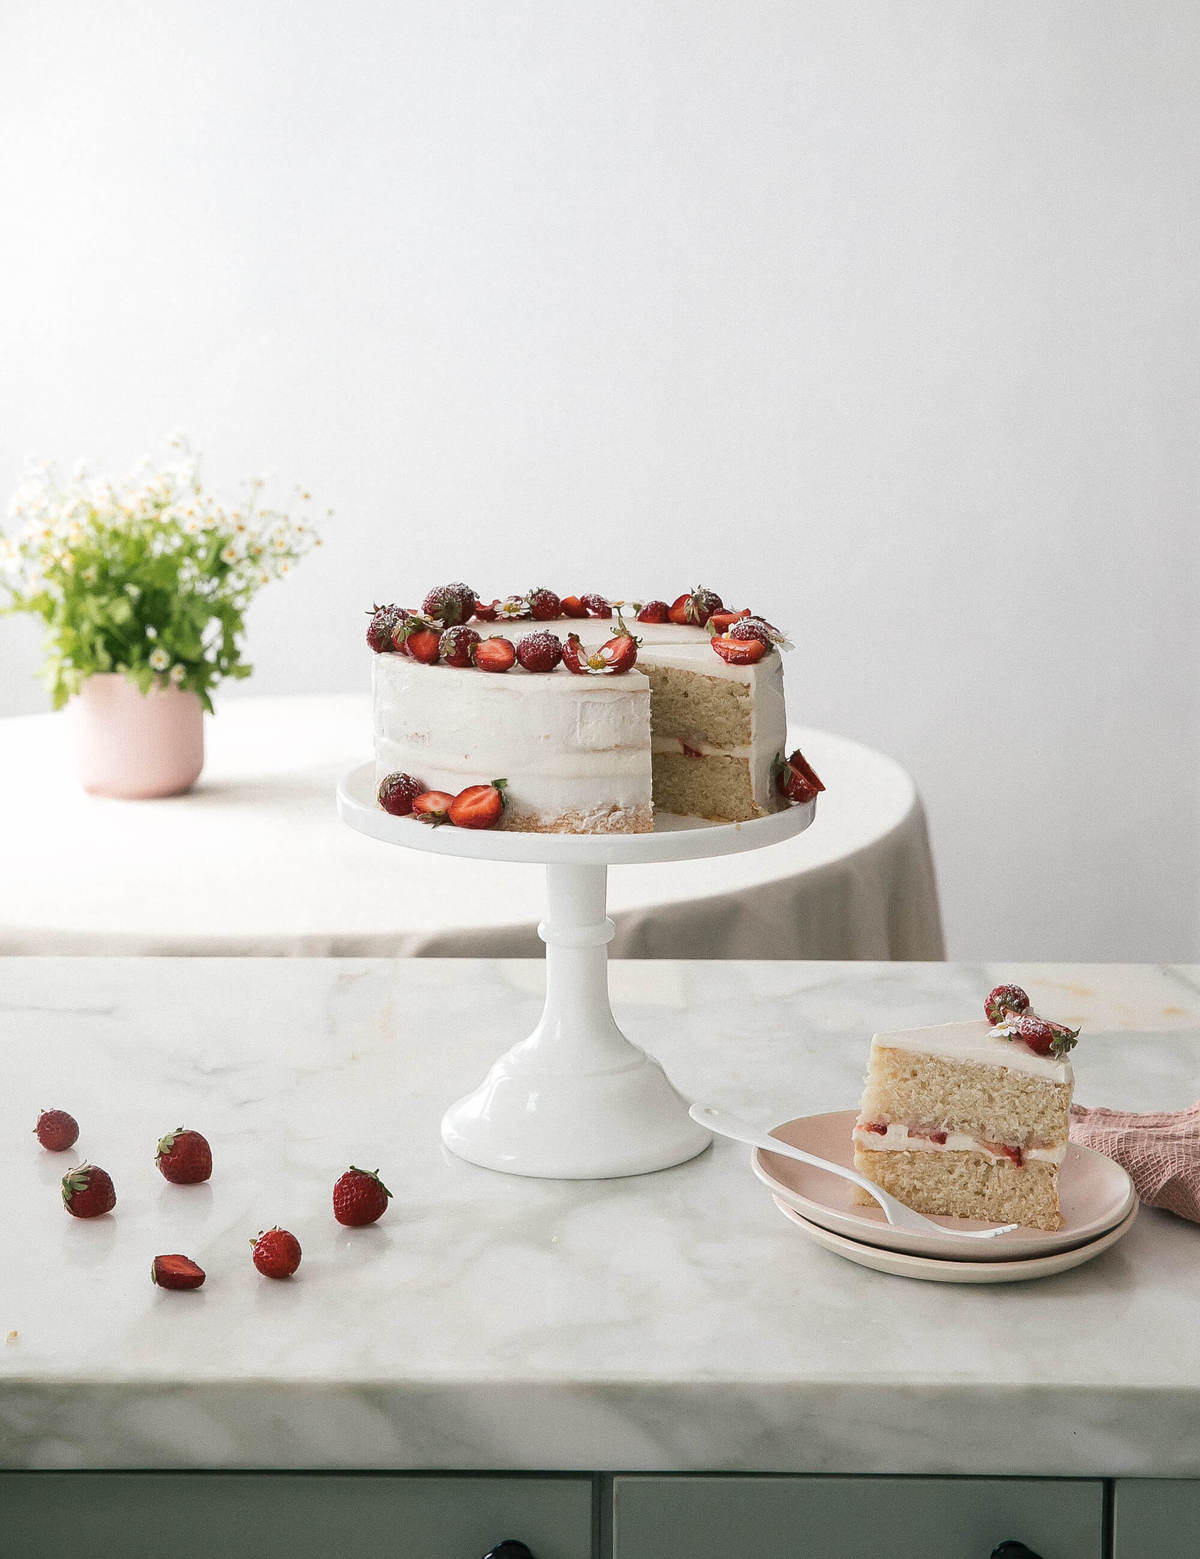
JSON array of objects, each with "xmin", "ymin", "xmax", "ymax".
[{"xmin": 852, "ymin": 1014, "xmax": 1076, "ymax": 1231}]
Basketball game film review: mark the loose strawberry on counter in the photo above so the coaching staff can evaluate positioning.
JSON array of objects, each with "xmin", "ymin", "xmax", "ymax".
[
  {"xmin": 156, "ymin": 1127, "xmax": 213, "ymax": 1185},
  {"xmin": 448, "ymin": 780, "xmax": 508, "ymax": 829},
  {"xmin": 34, "ymin": 1109, "xmax": 79, "ymax": 1152},
  {"xmin": 332, "ymin": 1167, "xmax": 393, "ymax": 1227},
  {"xmin": 152, "ymin": 1254, "xmax": 206, "ymax": 1290},
  {"xmin": 471, "ymin": 636, "xmax": 517, "ymax": 673},
  {"xmin": 61, "ymin": 1163, "xmax": 116, "ymax": 1219},
  {"xmin": 378, "ymin": 772, "xmax": 426, "ymax": 816},
  {"xmin": 250, "ymin": 1227, "xmax": 302, "ymax": 1279}
]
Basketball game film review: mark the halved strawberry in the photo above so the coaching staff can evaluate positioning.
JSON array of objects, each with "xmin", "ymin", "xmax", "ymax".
[
  {"xmin": 636, "ymin": 600, "xmax": 669, "ymax": 623},
  {"xmin": 474, "ymin": 599, "xmax": 500, "ymax": 621},
  {"xmin": 390, "ymin": 614, "xmax": 435, "ymax": 655},
  {"xmin": 711, "ymin": 634, "xmax": 766, "ymax": 664},
  {"xmin": 448, "ymin": 779, "xmax": 508, "ymax": 829},
  {"xmin": 471, "ymin": 636, "xmax": 516, "ymax": 672},
  {"xmin": 559, "ymin": 595, "xmax": 588, "ymax": 618},
  {"xmin": 406, "ymin": 628, "xmax": 443, "ymax": 664},
  {"xmin": 708, "ymin": 608, "xmax": 751, "ymax": 634},
  {"xmin": 152, "ymin": 1254, "xmax": 206, "ymax": 1290},
  {"xmin": 775, "ymin": 747, "xmax": 825, "ymax": 804},
  {"xmin": 411, "ymin": 790, "xmax": 456, "ymax": 824}
]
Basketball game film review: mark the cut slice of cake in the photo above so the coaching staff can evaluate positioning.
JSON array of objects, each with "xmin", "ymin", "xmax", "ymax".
[{"xmin": 851, "ymin": 986, "xmax": 1079, "ymax": 1231}]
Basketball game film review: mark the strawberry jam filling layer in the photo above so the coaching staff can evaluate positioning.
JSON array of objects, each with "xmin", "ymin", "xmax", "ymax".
[{"xmin": 852, "ymin": 1121, "xmax": 1066, "ymax": 1167}]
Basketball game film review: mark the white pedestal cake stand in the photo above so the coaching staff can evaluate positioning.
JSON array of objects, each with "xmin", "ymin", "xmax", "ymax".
[{"xmin": 337, "ymin": 762, "xmax": 816, "ymax": 1179}]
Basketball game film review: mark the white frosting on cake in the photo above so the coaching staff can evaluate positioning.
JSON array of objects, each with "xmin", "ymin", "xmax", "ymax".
[
  {"xmin": 852, "ymin": 1122, "xmax": 1067, "ymax": 1164},
  {"xmin": 870, "ymin": 1019, "xmax": 1074, "ymax": 1084},
  {"xmin": 370, "ymin": 611, "xmax": 789, "ymax": 830}
]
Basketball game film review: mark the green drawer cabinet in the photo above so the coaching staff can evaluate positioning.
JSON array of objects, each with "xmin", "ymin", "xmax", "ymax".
[
  {"xmin": 0, "ymin": 1473, "xmax": 594, "ymax": 1559},
  {"xmin": 612, "ymin": 1475, "xmax": 1105, "ymax": 1559},
  {"xmin": 1113, "ymin": 1480, "xmax": 1200, "ymax": 1558}
]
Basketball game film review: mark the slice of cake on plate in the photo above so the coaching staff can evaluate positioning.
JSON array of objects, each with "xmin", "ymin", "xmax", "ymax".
[{"xmin": 852, "ymin": 984, "xmax": 1079, "ymax": 1231}]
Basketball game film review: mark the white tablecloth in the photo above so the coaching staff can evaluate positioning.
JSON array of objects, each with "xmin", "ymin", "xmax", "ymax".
[{"xmin": 0, "ymin": 694, "xmax": 944, "ymax": 958}]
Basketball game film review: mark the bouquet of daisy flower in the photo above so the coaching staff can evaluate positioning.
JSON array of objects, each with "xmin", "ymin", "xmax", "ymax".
[{"xmin": 0, "ymin": 439, "xmax": 323, "ymax": 711}]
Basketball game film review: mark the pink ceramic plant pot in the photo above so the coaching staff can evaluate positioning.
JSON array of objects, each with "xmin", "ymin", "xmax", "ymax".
[{"xmin": 73, "ymin": 673, "xmax": 205, "ymax": 799}]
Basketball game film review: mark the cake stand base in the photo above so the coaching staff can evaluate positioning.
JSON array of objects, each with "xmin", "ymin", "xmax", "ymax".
[
  {"xmin": 441, "ymin": 862, "xmax": 710, "ymax": 1178},
  {"xmin": 337, "ymin": 761, "xmax": 815, "ymax": 1180}
]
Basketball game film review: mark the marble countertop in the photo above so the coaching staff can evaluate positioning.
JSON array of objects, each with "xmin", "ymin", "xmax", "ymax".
[{"xmin": 2, "ymin": 957, "xmax": 1198, "ymax": 1477}]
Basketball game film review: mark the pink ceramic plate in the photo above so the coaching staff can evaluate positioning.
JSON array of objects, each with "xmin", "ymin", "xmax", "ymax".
[
  {"xmin": 751, "ymin": 1109, "xmax": 1135, "ymax": 1262},
  {"xmin": 772, "ymin": 1197, "xmax": 1139, "ymax": 1284}
]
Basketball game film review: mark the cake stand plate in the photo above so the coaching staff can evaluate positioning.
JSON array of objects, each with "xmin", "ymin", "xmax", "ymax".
[{"xmin": 337, "ymin": 762, "xmax": 816, "ymax": 1179}]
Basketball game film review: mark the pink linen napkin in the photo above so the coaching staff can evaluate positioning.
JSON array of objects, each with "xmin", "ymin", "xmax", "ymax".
[{"xmin": 1069, "ymin": 1101, "xmax": 1200, "ymax": 1222}]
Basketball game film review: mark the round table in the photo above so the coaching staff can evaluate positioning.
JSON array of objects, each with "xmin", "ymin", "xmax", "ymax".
[{"xmin": 0, "ymin": 694, "xmax": 944, "ymax": 959}]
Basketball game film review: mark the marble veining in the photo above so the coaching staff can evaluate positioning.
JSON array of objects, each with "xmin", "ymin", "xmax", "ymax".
[{"xmin": 1, "ymin": 958, "xmax": 1198, "ymax": 1475}]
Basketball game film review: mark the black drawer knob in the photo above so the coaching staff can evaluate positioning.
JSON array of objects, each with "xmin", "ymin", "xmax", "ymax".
[
  {"xmin": 482, "ymin": 1543, "xmax": 535, "ymax": 1559},
  {"xmin": 991, "ymin": 1544, "xmax": 1044, "ymax": 1559}
]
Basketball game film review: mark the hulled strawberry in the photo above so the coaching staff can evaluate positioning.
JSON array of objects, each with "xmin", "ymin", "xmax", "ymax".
[
  {"xmin": 775, "ymin": 748, "xmax": 825, "ymax": 804},
  {"xmin": 333, "ymin": 1166, "xmax": 393, "ymax": 1227},
  {"xmin": 559, "ymin": 594, "xmax": 588, "ymax": 618},
  {"xmin": 156, "ymin": 1127, "xmax": 213, "ymax": 1185},
  {"xmin": 985, "ymin": 984, "xmax": 1031, "ymax": 1025},
  {"xmin": 251, "ymin": 1227, "xmax": 302, "ymax": 1279},
  {"xmin": 527, "ymin": 587, "xmax": 561, "ymax": 621},
  {"xmin": 411, "ymin": 790, "xmax": 456, "ymax": 824},
  {"xmin": 563, "ymin": 628, "xmax": 639, "ymax": 675},
  {"xmin": 152, "ymin": 1254, "xmax": 206, "ymax": 1290},
  {"xmin": 439, "ymin": 625, "xmax": 481, "ymax": 667},
  {"xmin": 406, "ymin": 627, "xmax": 443, "ymax": 664},
  {"xmin": 422, "ymin": 582, "xmax": 476, "ymax": 626},
  {"xmin": 635, "ymin": 600, "xmax": 669, "ymax": 623},
  {"xmin": 34, "ymin": 1109, "xmax": 79, "ymax": 1152},
  {"xmin": 366, "ymin": 603, "xmax": 405, "ymax": 653},
  {"xmin": 471, "ymin": 636, "xmax": 517, "ymax": 673},
  {"xmin": 580, "ymin": 593, "xmax": 612, "ymax": 618},
  {"xmin": 711, "ymin": 633, "xmax": 766, "ymax": 664},
  {"xmin": 448, "ymin": 779, "xmax": 508, "ymax": 829},
  {"xmin": 668, "ymin": 586, "xmax": 723, "ymax": 626},
  {"xmin": 378, "ymin": 772, "xmax": 425, "ymax": 816},
  {"xmin": 516, "ymin": 631, "xmax": 563, "ymax": 672},
  {"xmin": 62, "ymin": 1163, "xmax": 116, "ymax": 1219}
]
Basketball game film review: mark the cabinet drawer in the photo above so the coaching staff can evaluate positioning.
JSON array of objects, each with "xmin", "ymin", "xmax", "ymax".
[
  {"xmin": 1114, "ymin": 1479, "xmax": 1200, "ymax": 1559},
  {"xmin": 0, "ymin": 1472, "xmax": 593, "ymax": 1559},
  {"xmin": 613, "ymin": 1474, "xmax": 1103, "ymax": 1559}
]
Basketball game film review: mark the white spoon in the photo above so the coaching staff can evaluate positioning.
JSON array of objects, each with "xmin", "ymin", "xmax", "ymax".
[{"xmin": 690, "ymin": 1102, "xmax": 1020, "ymax": 1240}]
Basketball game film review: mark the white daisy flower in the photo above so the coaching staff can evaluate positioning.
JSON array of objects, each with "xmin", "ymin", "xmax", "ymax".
[
  {"xmin": 169, "ymin": 663, "xmax": 186, "ymax": 684},
  {"xmin": 220, "ymin": 544, "xmax": 238, "ymax": 564},
  {"xmin": 149, "ymin": 647, "xmax": 170, "ymax": 671}
]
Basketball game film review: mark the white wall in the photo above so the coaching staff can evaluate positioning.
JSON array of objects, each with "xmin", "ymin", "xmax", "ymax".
[{"xmin": 1, "ymin": 1, "xmax": 1196, "ymax": 960}]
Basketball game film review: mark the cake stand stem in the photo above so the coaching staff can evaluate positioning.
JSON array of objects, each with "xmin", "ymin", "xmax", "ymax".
[{"xmin": 440, "ymin": 861, "xmax": 712, "ymax": 1178}]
